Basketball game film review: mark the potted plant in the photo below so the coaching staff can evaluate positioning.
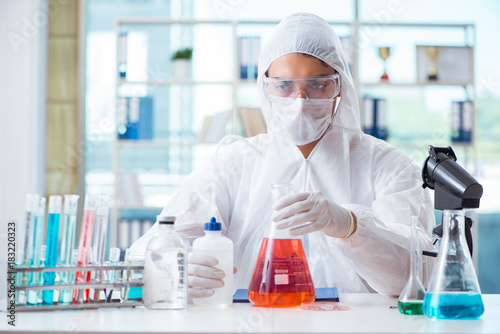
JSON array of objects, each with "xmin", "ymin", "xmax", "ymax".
[{"xmin": 171, "ymin": 47, "xmax": 193, "ymax": 79}]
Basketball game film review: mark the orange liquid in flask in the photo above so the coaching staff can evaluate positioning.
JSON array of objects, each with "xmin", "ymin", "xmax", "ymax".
[{"xmin": 248, "ymin": 238, "xmax": 315, "ymax": 307}]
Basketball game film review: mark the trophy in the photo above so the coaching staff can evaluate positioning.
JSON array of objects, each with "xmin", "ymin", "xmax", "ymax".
[
  {"xmin": 427, "ymin": 46, "xmax": 439, "ymax": 80},
  {"xmin": 378, "ymin": 46, "xmax": 391, "ymax": 82}
]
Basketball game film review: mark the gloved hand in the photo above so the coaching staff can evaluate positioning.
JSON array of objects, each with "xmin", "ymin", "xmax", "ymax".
[
  {"xmin": 187, "ymin": 252, "xmax": 225, "ymax": 299},
  {"xmin": 271, "ymin": 191, "xmax": 354, "ymax": 239}
]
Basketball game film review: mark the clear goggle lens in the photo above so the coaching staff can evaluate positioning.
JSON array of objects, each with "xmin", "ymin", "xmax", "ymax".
[{"xmin": 264, "ymin": 74, "xmax": 340, "ymax": 101}]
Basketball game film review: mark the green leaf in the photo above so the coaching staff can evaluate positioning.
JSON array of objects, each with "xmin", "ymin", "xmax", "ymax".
[{"xmin": 171, "ymin": 47, "xmax": 193, "ymax": 60}]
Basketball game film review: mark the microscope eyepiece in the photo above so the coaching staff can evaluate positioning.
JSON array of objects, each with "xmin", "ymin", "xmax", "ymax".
[{"xmin": 422, "ymin": 146, "xmax": 483, "ymax": 210}]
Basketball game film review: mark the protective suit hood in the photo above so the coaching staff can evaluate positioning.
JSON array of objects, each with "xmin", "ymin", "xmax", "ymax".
[{"xmin": 258, "ymin": 12, "xmax": 361, "ymax": 134}]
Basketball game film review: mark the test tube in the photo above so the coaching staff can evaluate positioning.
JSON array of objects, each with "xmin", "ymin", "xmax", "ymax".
[
  {"xmin": 27, "ymin": 197, "xmax": 46, "ymax": 305},
  {"xmin": 73, "ymin": 194, "xmax": 98, "ymax": 303},
  {"xmin": 120, "ymin": 249, "xmax": 132, "ymax": 302},
  {"xmin": 105, "ymin": 247, "xmax": 121, "ymax": 302},
  {"xmin": 92, "ymin": 195, "xmax": 110, "ymax": 278},
  {"xmin": 108, "ymin": 247, "xmax": 121, "ymax": 283},
  {"xmin": 22, "ymin": 194, "xmax": 39, "ymax": 265},
  {"xmin": 86, "ymin": 247, "xmax": 96, "ymax": 301},
  {"xmin": 40, "ymin": 245, "xmax": 47, "ymax": 267},
  {"xmin": 16, "ymin": 194, "xmax": 39, "ymax": 305},
  {"xmin": 69, "ymin": 249, "xmax": 79, "ymax": 300},
  {"xmin": 59, "ymin": 195, "xmax": 79, "ymax": 303},
  {"xmin": 42, "ymin": 195, "xmax": 62, "ymax": 304},
  {"xmin": 37, "ymin": 245, "xmax": 47, "ymax": 304},
  {"xmin": 87, "ymin": 194, "xmax": 110, "ymax": 302}
]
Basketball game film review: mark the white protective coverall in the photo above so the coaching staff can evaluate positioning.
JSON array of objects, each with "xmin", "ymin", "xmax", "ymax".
[{"xmin": 130, "ymin": 12, "xmax": 436, "ymax": 295}]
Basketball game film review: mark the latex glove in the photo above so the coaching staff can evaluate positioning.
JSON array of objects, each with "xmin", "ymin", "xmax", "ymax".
[
  {"xmin": 272, "ymin": 191, "xmax": 353, "ymax": 238},
  {"xmin": 188, "ymin": 252, "xmax": 225, "ymax": 299}
]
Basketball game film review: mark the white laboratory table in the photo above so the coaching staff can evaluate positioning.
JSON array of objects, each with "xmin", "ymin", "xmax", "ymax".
[{"xmin": 1, "ymin": 293, "xmax": 500, "ymax": 334}]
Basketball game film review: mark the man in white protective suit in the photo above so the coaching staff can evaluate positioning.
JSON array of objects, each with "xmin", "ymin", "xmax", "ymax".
[{"xmin": 130, "ymin": 12, "xmax": 436, "ymax": 298}]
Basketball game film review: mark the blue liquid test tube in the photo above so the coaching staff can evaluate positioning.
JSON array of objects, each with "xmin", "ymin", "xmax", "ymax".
[
  {"xmin": 43, "ymin": 195, "xmax": 62, "ymax": 304},
  {"xmin": 38, "ymin": 245, "xmax": 47, "ymax": 304},
  {"xmin": 59, "ymin": 195, "xmax": 79, "ymax": 303},
  {"xmin": 27, "ymin": 197, "xmax": 46, "ymax": 305},
  {"xmin": 16, "ymin": 194, "xmax": 39, "ymax": 305}
]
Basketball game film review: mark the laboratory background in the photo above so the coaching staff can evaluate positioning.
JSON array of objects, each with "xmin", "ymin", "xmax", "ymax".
[{"xmin": 1, "ymin": 0, "xmax": 500, "ymax": 301}]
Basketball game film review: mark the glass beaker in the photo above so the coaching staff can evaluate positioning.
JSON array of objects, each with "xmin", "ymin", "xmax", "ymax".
[
  {"xmin": 398, "ymin": 216, "xmax": 426, "ymax": 315},
  {"xmin": 422, "ymin": 210, "xmax": 484, "ymax": 319},
  {"xmin": 248, "ymin": 184, "xmax": 315, "ymax": 308}
]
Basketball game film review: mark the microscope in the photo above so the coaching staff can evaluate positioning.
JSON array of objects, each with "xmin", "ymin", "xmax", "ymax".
[
  {"xmin": 420, "ymin": 145, "xmax": 485, "ymax": 319},
  {"xmin": 421, "ymin": 145, "xmax": 483, "ymax": 257}
]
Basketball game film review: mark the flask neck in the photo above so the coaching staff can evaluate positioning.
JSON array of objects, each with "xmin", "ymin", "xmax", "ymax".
[
  {"xmin": 409, "ymin": 217, "xmax": 420, "ymax": 278},
  {"xmin": 441, "ymin": 210, "xmax": 466, "ymax": 241},
  {"xmin": 268, "ymin": 183, "xmax": 299, "ymax": 240},
  {"xmin": 158, "ymin": 224, "xmax": 175, "ymax": 233},
  {"xmin": 440, "ymin": 210, "xmax": 469, "ymax": 255}
]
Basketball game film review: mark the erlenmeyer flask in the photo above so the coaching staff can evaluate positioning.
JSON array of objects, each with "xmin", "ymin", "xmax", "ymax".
[
  {"xmin": 423, "ymin": 210, "xmax": 484, "ymax": 319},
  {"xmin": 248, "ymin": 184, "xmax": 315, "ymax": 308},
  {"xmin": 398, "ymin": 216, "xmax": 426, "ymax": 315}
]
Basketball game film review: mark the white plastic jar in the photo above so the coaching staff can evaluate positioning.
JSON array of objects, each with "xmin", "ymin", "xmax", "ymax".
[{"xmin": 192, "ymin": 217, "xmax": 234, "ymax": 307}]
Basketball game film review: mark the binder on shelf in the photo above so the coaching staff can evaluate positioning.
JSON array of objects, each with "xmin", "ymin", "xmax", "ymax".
[
  {"xmin": 239, "ymin": 36, "xmax": 248, "ymax": 79},
  {"xmin": 363, "ymin": 97, "xmax": 388, "ymax": 140},
  {"xmin": 117, "ymin": 96, "xmax": 128, "ymax": 140},
  {"xmin": 130, "ymin": 219, "xmax": 142, "ymax": 245},
  {"xmin": 197, "ymin": 111, "xmax": 231, "ymax": 143},
  {"xmin": 141, "ymin": 219, "xmax": 154, "ymax": 236},
  {"xmin": 116, "ymin": 96, "xmax": 154, "ymax": 140},
  {"xmin": 117, "ymin": 32, "xmax": 128, "ymax": 79},
  {"xmin": 117, "ymin": 219, "xmax": 157, "ymax": 250},
  {"xmin": 118, "ymin": 219, "xmax": 131, "ymax": 250},
  {"xmin": 239, "ymin": 107, "xmax": 267, "ymax": 137},
  {"xmin": 239, "ymin": 36, "xmax": 260, "ymax": 80},
  {"xmin": 452, "ymin": 100, "xmax": 474, "ymax": 144}
]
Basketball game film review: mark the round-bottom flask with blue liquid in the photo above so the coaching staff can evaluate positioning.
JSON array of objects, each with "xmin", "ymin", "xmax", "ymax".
[{"xmin": 423, "ymin": 210, "xmax": 484, "ymax": 320}]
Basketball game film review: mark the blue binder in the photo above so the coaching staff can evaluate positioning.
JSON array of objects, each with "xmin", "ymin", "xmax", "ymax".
[{"xmin": 117, "ymin": 96, "xmax": 154, "ymax": 140}]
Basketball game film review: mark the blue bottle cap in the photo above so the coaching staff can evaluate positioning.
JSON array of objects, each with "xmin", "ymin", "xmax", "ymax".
[{"xmin": 205, "ymin": 217, "xmax": 221, "ymax": 231}]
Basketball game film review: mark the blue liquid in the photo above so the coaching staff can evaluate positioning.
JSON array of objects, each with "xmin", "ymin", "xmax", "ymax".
[
  {"xmin": 43, "ymin": 213, "xmax": 60, "ymax": 304},
  {"xmin": 27, "ymin": 215, "xmax": 45, "ymax": 305},
  {"xmin": 14, "ymin": 269, "xmax": 26, "ymax": 305},
  {"xmin": 423, "ymin": 293, "xmax": 484, "ymax": 319}
]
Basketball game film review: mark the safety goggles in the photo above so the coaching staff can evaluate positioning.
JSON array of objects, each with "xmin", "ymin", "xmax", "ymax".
[{"xmin": 263, "ymin": 74, "xmax": 341, "ymax": 102}]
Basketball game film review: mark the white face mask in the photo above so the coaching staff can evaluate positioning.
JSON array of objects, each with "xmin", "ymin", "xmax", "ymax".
[{"xmin": 270, "ymin": 97, "xmax": 335, "ymax": 146}]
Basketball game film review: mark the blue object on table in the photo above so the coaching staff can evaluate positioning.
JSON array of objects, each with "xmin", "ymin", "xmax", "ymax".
[{"xmin": 233, "ymin": 287, "xmax": 339, "ymax": 303}]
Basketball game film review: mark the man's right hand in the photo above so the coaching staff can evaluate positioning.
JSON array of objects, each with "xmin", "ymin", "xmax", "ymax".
[{"xmin": 187, "ymin": 252, "xmax": 225, "ymax": 299}]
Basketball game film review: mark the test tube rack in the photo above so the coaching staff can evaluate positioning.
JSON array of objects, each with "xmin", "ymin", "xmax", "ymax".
[{"xmin": 8, "ymin": 264, "xmax": 144, "ymax": 312}]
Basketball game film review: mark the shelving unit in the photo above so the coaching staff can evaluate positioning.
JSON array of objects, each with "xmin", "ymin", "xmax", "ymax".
[{"xmin": 110, "ymin": 17, "xmax": 476, "ymax": 249}]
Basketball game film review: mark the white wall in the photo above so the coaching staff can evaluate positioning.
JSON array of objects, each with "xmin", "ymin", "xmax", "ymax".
[{"xmin": 0, "ymin": 0, "xmax": 48, "ymax": 309}]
